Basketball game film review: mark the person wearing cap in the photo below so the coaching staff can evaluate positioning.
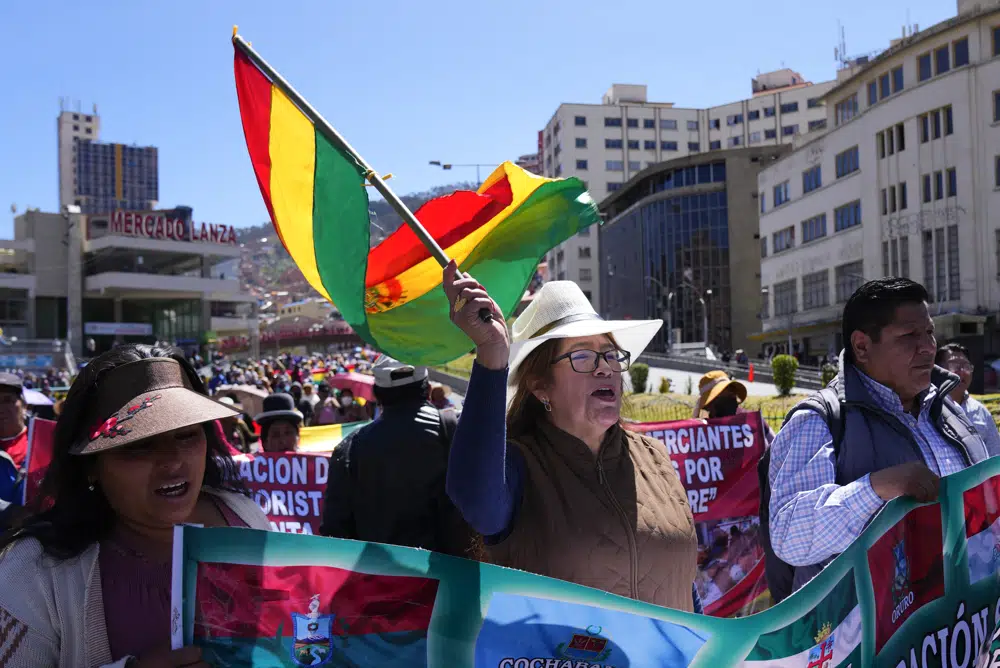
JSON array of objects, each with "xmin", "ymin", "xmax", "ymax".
[
  {"xmin": 441, "ymin": 263, "xmax": 699, "ymax": 611},
  {"xmin": 321, "ymin": 355, "xmax": 475, "ymax": 557},
  {"xmin": 693, "ymin": 371, "xmax": 775, "ymax": 443},
  {"xmin": 0, "ymin": 343, "xmax": 268, "ymax": 667},
  {"xmin": 255, "ymin": 393, "xmax": 304, "ymax": 453},
  {"xmin": 0, "ymin": 372, "xmax": 28, "ymax": 468}
]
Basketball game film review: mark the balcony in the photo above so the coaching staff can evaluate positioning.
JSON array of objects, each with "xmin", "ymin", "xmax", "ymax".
[
  {"xmin": 85, "ymin": 272, "xmax": 241, "ymax": 299},
  {"xmin": 0, "ymin": 272, "xmax": 36, "ymax": 294},
  {"xmin": 86, "ymin": 233, "xmax": 240, "ymax": 258}
]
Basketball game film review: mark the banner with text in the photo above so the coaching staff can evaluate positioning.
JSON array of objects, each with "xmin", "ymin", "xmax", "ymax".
[
  {"xmin": 234, "ymin": 452, "xmax": 329, "ymax": 535},
  {"xmin": 173, "ymin": 456, "xmax": 1000, "ymax": 667},
  {"xmin": 22, "ymin": 417, "xmax": 56, "ymax": 505},
  {"xmin": 633, "ymin": 412, "xmax": 769, "ymax": 618}
]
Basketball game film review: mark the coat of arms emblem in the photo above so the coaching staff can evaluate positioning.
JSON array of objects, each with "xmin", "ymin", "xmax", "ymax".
[{"xmin": 291, "ymin": 594, "xmax": 334, "ymax": 666}]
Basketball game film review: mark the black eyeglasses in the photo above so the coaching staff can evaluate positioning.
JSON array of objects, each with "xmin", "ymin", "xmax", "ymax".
[{"xmin": 551, "ymin": 349, "xmax": 631, "ymax": 373}]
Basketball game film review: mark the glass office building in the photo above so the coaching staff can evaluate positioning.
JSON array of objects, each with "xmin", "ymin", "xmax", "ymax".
[{"xmin": 75, "ymin": 139, "xmax": 158, "ymax": 214}]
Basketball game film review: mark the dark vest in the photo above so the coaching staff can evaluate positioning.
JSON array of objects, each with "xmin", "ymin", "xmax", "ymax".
[{"xmin": 787, "ymin": 360, "xmax": 990, "ymax": 591}]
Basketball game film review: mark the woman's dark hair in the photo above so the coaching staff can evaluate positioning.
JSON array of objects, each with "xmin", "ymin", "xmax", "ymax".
[{"xmin": 0, "ymin": 344, "xmax": 248, "ymax": 560}]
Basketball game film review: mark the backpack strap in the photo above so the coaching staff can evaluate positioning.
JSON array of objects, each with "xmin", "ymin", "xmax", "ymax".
[
  {"xmin": 438, "ymin": 407, "xmax": 458, "ymax": 446},
  {"xmin": 783, "ymin": 387, "xmax": 846, "ymax": 459}
]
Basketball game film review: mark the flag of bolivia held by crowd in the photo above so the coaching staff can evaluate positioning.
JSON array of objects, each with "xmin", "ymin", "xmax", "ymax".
[{"xmin": 233, "ymin": 42, "xmax": 600, "ymax": 365}]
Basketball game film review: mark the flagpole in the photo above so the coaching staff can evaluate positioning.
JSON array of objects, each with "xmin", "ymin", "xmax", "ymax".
[{"xmin": 233, "ymin": 32, "xmax": 492, "ymax": 322}]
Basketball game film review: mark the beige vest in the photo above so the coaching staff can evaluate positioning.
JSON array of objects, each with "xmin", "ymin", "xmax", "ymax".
[{"xmin": 488, "ymin": 421, "xmax": 698, "ymax": 611}]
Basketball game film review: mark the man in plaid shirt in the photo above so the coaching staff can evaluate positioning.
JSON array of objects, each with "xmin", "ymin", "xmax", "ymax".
[{"xmin": 767, "ymin": 278, "xmax": 989, "ymax": 587}]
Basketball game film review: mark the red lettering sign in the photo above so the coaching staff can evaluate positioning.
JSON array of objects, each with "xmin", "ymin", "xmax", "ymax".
[
  {"xmin": 234, "ymin": 452, "xmax": 328, "ymax": 534},
  {"xmin": 108, "ymin": 211, "xmax": 237, "ymax": 245}
]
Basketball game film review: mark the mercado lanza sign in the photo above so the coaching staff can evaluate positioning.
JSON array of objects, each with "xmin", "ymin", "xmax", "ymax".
[{"xmin": 110, "ymin": 210, "xmax": 237, "ymax": 245}]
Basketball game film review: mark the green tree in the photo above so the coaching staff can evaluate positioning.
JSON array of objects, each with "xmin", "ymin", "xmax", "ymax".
[
  {"xmin": 629, "ymin": 363, "xmax": 649, "ymax": 394},
  {"xmin": 771, "ymin": 355, "xmax": 799, "ymax": 396}
]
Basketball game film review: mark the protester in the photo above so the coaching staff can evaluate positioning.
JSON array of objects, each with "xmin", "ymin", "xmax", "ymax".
[
  {"xmin": 935, "ymin": 342, "xmax": 1000, "ymax": 456},
  {"xmin": 429, "ymin": 383, "xmax": 454, "ymax": 410},
  {"xmin": 218, "ymin": 396, "xmax": 256, "ymax": 454},
  {"xmin": 302, "ymin": 382, "xmax": 320, "ymax": 409},
  {"xmin": 333, "ymin": 388, "xmax": 367, "ymax": 424},
  {"xmin": 693, "ymin": 370, "xmax": 775, "ymax": 442},
  {"xmin": 0, "ymin": 343, "xmax": 269, "ymax": 666},
  {"xmin": 312, "ymin": 382, "xmax": 339, "ymax": 426},
  {"xmin": 442, "ymin": 264, "xmax": 699, "ymax": 611},
  {"xmin": 255, "ymin": 393, "xmax": 303, "ymax": 453},
  {"xmin": 767, "ymin": 278, "xmax": 990, "ymax": 597},
  {"xmin": 321, "ymin": 355, "xmax": 474, "ymax": 557},
  {"xmin": 0, "ymin": 373, "xmax": 28, "ymax": 468}
]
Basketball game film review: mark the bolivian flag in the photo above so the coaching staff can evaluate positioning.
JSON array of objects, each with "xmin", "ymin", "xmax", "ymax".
[{"xmin": 233, "ymin": 40, "xmax": 600, "ymax": 365}]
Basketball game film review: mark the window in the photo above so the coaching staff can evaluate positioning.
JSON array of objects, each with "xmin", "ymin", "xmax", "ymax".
[
  {"xmin": 727, "ymin": 113, "xmax": 744, "ymax": 126},
  {"xmin": 710, "ymin": 140, "xmax": 721, "ymax": 150},
  {"xmin": 760, "ymin": 238, "xmax": 767, "ymax": 258},
  {"xmin": 605, "ymin": 139, "xmax": 623, "ymax": 149},
  {"xmin": 995, "ymin": 156, "xmax": 1000, "ymax": 188},
  {"xmin": 920, "ymin": 114, "xmax": 930, "ymax": 142},
  {"xmin": 607, "ymin": 182, "xmax": 622, "ymax": 192},
  {"xmin": 892, "ymin": 66, "xmax": 904, "ymax": 93},
  {"xmin": 628, "ymin": 161, "xmax": 641, "ymax": 171},
  {"xmin": 835, "ymin": 146, "xmax": 860, "ymax": 178},
  {"xmin": 688, "ymin": 142, "xmax": 700, "ymax": 151},
  {"xmin": 836, "ymin": 262, "xmax": 864, "ymax": 302},
  {"xmin": 935, "ymin": 45, "xmax": 950, "ymax": 75},
  {"xmin": 954, "ymin": 37, "xmax": 969, "ymax": 67},
  {"xmin": 748, "ymin": 110, "xmax": 760, "ymax": 120},
  {"xmin": 749, "ymin": 131, "xmax": 762, "ymax": 144},
  {"xmin": 606, "ymin": 160, "xmax": 623, "ymax": 171},
  {"xmin": 760, "ymin": 193, "xmax": 766, "ymax": 214},
  {"xmin": 728, "ymin": 136, "xmax": 743, "ymax": 147},
  {"xmin": 576, "ymin": 159, "xmax": 588, "ymax": 170},
  {"xmin": 577, "ymin": 246, "xmax": 592, "ymax": 260},
  {"xmin": 605, "ymin": 117, "xmax": 622, "ymax": 127},
  {"xmin": 802, "ymin": 270, "xmax": 830, "ymax": 310},
  {"xmin": 782, "ymin": 125, "xmax": 798, "ymax": 136},
  {"xmin": 879, "ymin": 73, "xmax": 890, "ymax": 99},
  {"xmin": 808, "ymin": 120, "xmax": 826, "ymax": 131},
  {"xmin": 710, "ymin": 119, "xmax": 721, "ymax": 129},
  {"xmin": 881, "ymin": 188, "xmax": 888, "ymax": 215},
  {"xmin": 932, "ymin": 110, "xmax": 941, "ymax": 139},
  {"xmin": 807, "ymin": 97, "xmax": 821, "ymax": 108},
  {"xmin": 643, "ymin": 119, "xmax": 655, "ymax": 129},
  {"xmin": 760, "ymin": 288, "xmax": 770, "ymax": 319},
  {"xmin": 868, "ymin": 81, "xmax": 878, "ymax": 106},
  {"xmin": 889, "ymin": 185, "xmax": 897, "ymax": 213},
  {"xmin": 835, "ymin": 94, "xmax": 858, "ymax": 125},
  {"xmin": 944, "ymin": 106, "xmax": 953, "ymax": 135},
  {"xmin": 933, "ymin": 170, "xmax": 944, "ymax": 200},
  {"xmin": 575, "ymin": 116, "xmax": 586, "ymax": 126},
  {"xmin": 627, "ymin": 139, "xmax": 640, "ymax": 150},
  {"xmin": 948, "ymin": 225, "xmax": 960, "ymax": 300},
  {"xmin": 883, "ymin": 241, "xmax": 890, "ymax": 277},
  {"xmin": 626, "ymin": 118, "xmax": 638, "ymax": 128},
  {"xmin": 773, "ymin": 280, "xmax": 797, "ymax": 316},
  {"xmin": 918, "ymin": 53, "xmax": 932, "ymax": 81},
  {"xmin": 661, "ymin": 141, "xmax": 678, "ymax": 151},
  {"xmin": 579, "ymin": 268, "xmax": 592, "ymax": 282},
  {"xmin": 899, "ymin": 182, "xmax": 908, "ymax": 210},
  {"xmin": 72, "ymin": 113, "xmax": 79, "ymax": 120},
  {"xmin": 994, "ymin": 26, "xmax": 1000, "ymax": 56},
  {"xmin": 923, "ymin": 174, "xmax": 932, "ymax": 203},
  {"xmin": 923, "ymin": 230, "xmax": 936, "ymax": 300},
  {"xmin": 834, "ymin": 200, "xmax": 862, "ymax": 231},
  {"xmin": 802, "ymin": 166, "xmax": 822, "ymax": 193},
  {"xmin": 764, "ymin": 106, "xmax": 776, "ymax": 117},
  {"xmin": 73, "ymin": 124, "xmax": 79, "ymax": 131},
  {"xmin": 802, "ymin": 213, "xmax": 827, "ymax": 242},
  {"xmin": 643, "ymin": 140, "xmax": 656, "ymax": 150},
  {"xmin": 764, "ymin": 129, "xmax": 777, "ymax": 140},
  {"xmin": 773, "ymin": 181, "xmax": 790, "ymax": 207},
  {"xmin": 947, "ymin": 167, "xmax": 957, "ymax": 197},
  {"xmin": 896, "ymin": 123, "xmax": 906, "ymax": 151},
  {"xmin": 886, "ymin": 130, "xmax": 895, "ymax": 155},
  {"xmin": 662, "ymin": 119, "xmax": 678, "ymax": 130},
  {"xmin": 936, "ymin": 227, "xmax": 946, "ymax": 302},
  {"xmin": 877, "ymin": 131, "xmax": 886, "ymax": 159},
  {"xmin": 575, "ymin": 137, "xmax": 587, "ymax": 148},
  {"xmin": 900, "ymin": 237, "xmax": 910, "ymax": 277},
  {"xmin": 773, "ymin": 226, "xmax": 795, "ymax": 253},
  {"xmin": 687, "ymin": 120, "xmax": 699, "ymax": 131},
  {"xmin": 780, "ymin": 102, "xmax": 799, "ymax": 114}
]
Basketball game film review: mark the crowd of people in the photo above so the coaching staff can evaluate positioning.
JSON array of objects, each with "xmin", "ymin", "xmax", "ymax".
[{"xmin": 0, "ymin": 270, "xmax": 994, "ymax": 664}]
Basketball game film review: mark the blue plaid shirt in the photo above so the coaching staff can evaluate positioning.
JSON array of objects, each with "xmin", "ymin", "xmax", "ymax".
[
  {"xmin": 962, "ymin": 395, "xmax": 1000, "ymax": 457},
  {"xmin": 768, "ymin": 370, "xmax": 968, "ymax": 567}
]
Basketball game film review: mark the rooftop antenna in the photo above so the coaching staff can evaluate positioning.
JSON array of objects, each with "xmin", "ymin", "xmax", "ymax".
[{"xmin": 835, "ymin": 21, "xmax": 849, "ymax": 68}]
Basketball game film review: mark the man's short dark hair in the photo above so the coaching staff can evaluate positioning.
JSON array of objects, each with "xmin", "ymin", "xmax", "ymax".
[
  {"xmin": 842, "ymin": 278, "xmax": 929, "ymax": 363},
  {"xmin": 935, "ymin": 342, "xmax": 970, "ymax": 366}
]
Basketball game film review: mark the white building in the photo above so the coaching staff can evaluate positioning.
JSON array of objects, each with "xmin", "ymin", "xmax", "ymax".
[
  {"xmin": 758, "ymin": 0, "xmax": 1000, "ymax": 360},
  {"xmin": 540, "ymin": 74, "xmax": 837, "ymax": 309}
]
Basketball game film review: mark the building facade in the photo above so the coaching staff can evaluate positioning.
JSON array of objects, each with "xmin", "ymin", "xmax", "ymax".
[
  {"xmin": 758, "ymin": 1, "xmax": 1000, "ymax": 362},
  {"xmin": 4, "ymin": 208, "xmax": 256, "ymax": 357},
  {"xmin": 58, "ymin": 109, "xmax": 158, "ymax": 214},
  {"xmin": 541, "ymin": 74, "xmax": 837, "ymax": 310},
  {"xmin": 600, "ymin": 146, "xmax": 790, "ymax": 354}
]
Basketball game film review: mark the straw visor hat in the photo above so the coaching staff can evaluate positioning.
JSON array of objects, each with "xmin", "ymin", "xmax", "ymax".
[{"xmin": 508, "ymin": 281, "xmax": 662, "ymax": 384}]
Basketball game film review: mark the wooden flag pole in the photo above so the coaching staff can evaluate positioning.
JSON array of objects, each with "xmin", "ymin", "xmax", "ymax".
[{"xmin": 232, "ymin": 30, "xmax": 494, "ymax": 322}]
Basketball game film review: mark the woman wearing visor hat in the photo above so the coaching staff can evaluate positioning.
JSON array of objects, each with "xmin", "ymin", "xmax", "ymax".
[
  {"xmin": 442, "ymin": 262, "xmax": 698, "ymax": 611},
  {"xmin": 0, "ymin": 344, "xmax": 269, "ymax": 667}
]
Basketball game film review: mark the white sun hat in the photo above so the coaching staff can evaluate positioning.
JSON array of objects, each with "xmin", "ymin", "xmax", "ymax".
[{"xmin": 508, "ymin": 281, "xmax": 662, "ymax": 385}]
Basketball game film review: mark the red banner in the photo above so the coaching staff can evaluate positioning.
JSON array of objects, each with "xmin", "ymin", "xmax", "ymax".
[
  {"xmin": 234, "ymin": 452, "xmax": 329, "ymax": 535},
  {"xmin": 22, "ymin": 417, "xmax": 56, "ymax": 505},
  {"xmin": 631, "ymin": 412, "xmax": 770, "ymax": 618}
]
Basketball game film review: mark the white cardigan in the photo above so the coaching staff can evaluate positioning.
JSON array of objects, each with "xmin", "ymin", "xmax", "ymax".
[{"xmin": 0, "ymin": 489, "xmax": 270, "ymax": 667}]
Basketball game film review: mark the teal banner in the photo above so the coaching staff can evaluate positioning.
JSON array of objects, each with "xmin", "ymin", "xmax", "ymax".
[{"xmin": 172, "ymin": 456, "xmax": 1000, "ymax": 667}]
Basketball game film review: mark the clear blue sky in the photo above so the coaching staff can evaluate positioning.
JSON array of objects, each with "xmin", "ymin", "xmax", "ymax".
[{"xmin": 0, "ymin": 0, "xmax": 954, "ymax": 237}]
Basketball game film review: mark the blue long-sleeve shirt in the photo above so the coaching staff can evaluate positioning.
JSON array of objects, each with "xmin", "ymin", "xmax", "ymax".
[{"xmin": 445, "ymin": 360, "xmax": 703, "ymax": 612}]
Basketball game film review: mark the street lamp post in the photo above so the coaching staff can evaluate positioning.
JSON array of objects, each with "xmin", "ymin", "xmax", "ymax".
[
  {"xmin": 645, "ymin": 276, "xmax": 711, "ymax": 351},
  {"xmin": 428, "ymin": 160, "xmax": 496, "ymax": 186}
]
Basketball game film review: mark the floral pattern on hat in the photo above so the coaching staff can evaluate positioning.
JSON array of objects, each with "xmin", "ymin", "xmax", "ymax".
[{"xmin": 89, "ymin": 394, "xmax": 163, "ymax": 441}]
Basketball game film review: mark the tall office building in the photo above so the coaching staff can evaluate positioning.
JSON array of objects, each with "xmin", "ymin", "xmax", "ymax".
[
  {"xmin": 57, "ymin": 107, "xmax": 158, "ymax": 215},
  {"xmin": 541, "ymin": 74, "xmax": 837, "ymax": 310}
]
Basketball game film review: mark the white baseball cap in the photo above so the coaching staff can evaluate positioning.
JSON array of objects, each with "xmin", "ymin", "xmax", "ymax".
[{"xmin": 372, "ymin": 355, "xmax": 429, "ymax": 388}]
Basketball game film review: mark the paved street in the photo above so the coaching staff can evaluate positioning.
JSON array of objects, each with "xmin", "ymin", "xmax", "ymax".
[{"xmin": 644, "ymin": 366, "xmax": 807, "ymax": 397}]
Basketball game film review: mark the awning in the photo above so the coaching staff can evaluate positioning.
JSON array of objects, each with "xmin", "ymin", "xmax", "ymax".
[{"xmin": 748, "ymin": 318, "xmax": 840, "ymax": 342}]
